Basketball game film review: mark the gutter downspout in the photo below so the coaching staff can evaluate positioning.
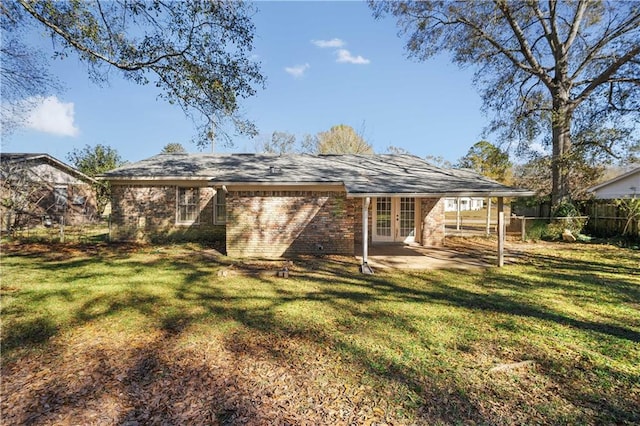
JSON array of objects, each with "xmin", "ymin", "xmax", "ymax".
[{"xmin": 361, "ymin": 197, "xmax": 374, "ymax": 274}]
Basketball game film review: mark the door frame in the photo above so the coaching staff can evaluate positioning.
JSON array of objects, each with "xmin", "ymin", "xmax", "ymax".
[{"xmin": 372, "ymin": 197, "xmax": 417, "ymax": 243}]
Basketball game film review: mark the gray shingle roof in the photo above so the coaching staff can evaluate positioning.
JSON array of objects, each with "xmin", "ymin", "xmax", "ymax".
[{"xmin": 101, "ymin": 153, "xmax": 534, "ymax": 197}]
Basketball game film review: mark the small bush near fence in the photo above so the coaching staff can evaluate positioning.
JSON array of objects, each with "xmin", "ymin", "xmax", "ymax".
[
  {"xmin": 522, "ymin": 219, "xmax": 552, "ymax": 240},
  {"xmin": 518, "ymin": 217, "xmax": 588, "ymax": 241}
]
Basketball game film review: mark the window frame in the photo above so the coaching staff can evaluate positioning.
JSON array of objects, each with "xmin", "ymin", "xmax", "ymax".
[
  {"xmin": 54, "ymin": 185, "xmax": 68, "ymax": 211},
  {"xmin": 214, "ymin": 189, "xmax": 227, "ymax": 225},
  {"xmin": 176, "ymin": 187, "xmax": 200, "ymax": 225}
]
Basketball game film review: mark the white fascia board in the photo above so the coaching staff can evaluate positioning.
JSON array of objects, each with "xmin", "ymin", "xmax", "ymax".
[
  {"xmin": 98, "ymin": 176, "xmax": 210, "ymax": 181},
  {"xmin": 346, "ymin": 191, "xmax": 537, "ymax": 198},
  {"xmin": 586, "ymin": 167, "xmax": 640, "ymax": 192},
  {"xmin": 210, "ymin": 181, "xmax": 344, "ymax": 187}
]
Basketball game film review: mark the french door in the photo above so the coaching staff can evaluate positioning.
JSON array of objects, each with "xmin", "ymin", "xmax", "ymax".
[{"xmin": 373, "ymin": 197, "xmax": 416, "ymax": 243}]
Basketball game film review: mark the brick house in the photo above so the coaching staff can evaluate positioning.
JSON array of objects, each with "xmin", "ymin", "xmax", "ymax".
[
  {"xmin": 102, "ymin": 154, "xmax": 533, "ymax": 267},
  {"xmin": 1, "ymin": 153, "xmax": 99, "ymax": 231}
]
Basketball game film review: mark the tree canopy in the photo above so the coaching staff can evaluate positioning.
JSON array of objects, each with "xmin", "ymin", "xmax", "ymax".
[
  {"xmin": 262, "ymin": 131, "xmax": 298, "ymax": 155},
  {"xmin": 67, "ymin": 144, "xmax": 126, "ymax": 214},
  {"xmin": 2, "ymin": 0, "xmax": 264, "ymax": 146},
  {"xmin": 513, "ymin": 153, "xmax": 604, "ymax": 201},
  {"xmin": 424, "ymin": 155, "xmax": 452, "ymax": 169},
  {"xmin": 160, "ymin": 143, "xmax": 187, "ymax": 154},
  {"xmin": 457, "ymin": 141, "xmax": 512, "ymax": 183},
  {"xmin": 372, "ymin": 1, "xmax": 640, "ymax": 205},
  {"xmin": 0, "ymin": 2, "xmax": 61, "ymax": 137},
  {"xmin": 67, "ymin": 144, "xmax": 125, "ymax": 177},
  {"xmin": 256, "ymin": 125, "xmax": 373, "ymax": 155},
  {"xmin": 316, "ymin": 124, "xmax": 373, "ymax": 155}
]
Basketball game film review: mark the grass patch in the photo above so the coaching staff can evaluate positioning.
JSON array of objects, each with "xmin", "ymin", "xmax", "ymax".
[
  {"xmin": 1, "ymin": 240, "xmax": 639, "ymax": 424},
  {"xmin": 2, "ymin": 223, "xmax": 110, "ymax": 244}
]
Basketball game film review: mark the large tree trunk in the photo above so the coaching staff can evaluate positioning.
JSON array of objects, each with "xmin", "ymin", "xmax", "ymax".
[{"xmin": 551, "ymin": 94, "xmax": 573, "ymax": 207}]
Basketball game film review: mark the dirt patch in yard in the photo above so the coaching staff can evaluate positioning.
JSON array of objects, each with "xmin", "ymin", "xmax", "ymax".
[
  {"xmin": 1, "ymin": 241, "xmax": 144, "ymax": 260},
  {"xmin": 1, "ymin": 326, "xmax": 398, "ymax": 425}
]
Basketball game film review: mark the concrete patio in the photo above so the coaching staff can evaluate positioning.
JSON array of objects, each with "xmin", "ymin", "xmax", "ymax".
[{"xmin": 355, "ymin": 242, "xmax": 512, "ymax": 270}]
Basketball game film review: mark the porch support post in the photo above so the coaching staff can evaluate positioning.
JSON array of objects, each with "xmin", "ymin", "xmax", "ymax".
[
  {"xmin": 456, "ymin": 197, "xmax": 461, "ymax": 230},
  {"xmin": 361, "ymin": 197, "xmax": 373, "ymax": 274},
  {"xmin": 486, "ymin": 197, "xmax": 492, "ymax": 236},
  {"xmin": 497, "ymin": 197, "xmax": 505, "ymax": 267}
]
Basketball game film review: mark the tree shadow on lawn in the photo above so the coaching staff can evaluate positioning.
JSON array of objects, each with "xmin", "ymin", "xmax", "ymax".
[
  {"xmin": 521, "ymin": 246, "xmax": 640, "ymax": 277},
  {"xmin": 172, "ymin": 270, "xmax": 640, "ymax": 424},
  {"xmin": 165, "ymin": 259, "xmax": 640, "ymax": 423},
  {"xmin": 3, "ymin": 331, "xmax": 267, "ymax": 425},
  {"xmin": 2, "ymin": 245, "xmax": 639, "ymax": 424},
  {"xmin": 428, "ymin": 275, "xmax": 640, "ymax": 343}
]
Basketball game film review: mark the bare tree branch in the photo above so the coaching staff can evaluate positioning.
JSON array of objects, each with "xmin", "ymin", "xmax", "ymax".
[{"xmin": 573, "ymin": 45, "xmax": 640, "ymax": 107}]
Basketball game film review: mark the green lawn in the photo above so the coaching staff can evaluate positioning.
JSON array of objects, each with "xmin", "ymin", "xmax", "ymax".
[{"xmin": 1, "ymin": 240, "xmax": 639, "ymax": 425}]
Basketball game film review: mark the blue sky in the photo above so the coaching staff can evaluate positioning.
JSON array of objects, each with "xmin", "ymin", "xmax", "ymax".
[{"xmin": 3, "ymin": 1, "xmax": 491, "ymax": 164}]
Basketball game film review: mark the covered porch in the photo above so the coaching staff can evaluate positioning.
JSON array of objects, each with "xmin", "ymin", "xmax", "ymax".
[
  {"xmin": 339, "ymin": 157, "xmax": 534, "ymax": 274},
  {"xmin": 355, "ymin": 237, "xmax": 520, "ymax": 271},
  {"xmin": 356, "ymin": 194, "xmax": 531, "ymax": 274}
]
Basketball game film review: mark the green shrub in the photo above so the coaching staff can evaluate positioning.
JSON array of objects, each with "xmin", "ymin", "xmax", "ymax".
[
  {"xmin": 552, "ymin": 200, "xmax": 579, "ymax": 218},
  {"xmin": 525, "ymin": 216, "xmax": 588, "ymax": 241},
  {"xmin": 525, "ymin": 219, "xmax": 550, "ymax": 240},
  {"xmin": 550, "ymin": 201, "xmax": 587, "ymax": 237}
]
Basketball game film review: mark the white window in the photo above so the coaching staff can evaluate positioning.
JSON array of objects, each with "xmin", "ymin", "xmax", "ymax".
[
  {"xmin": 71, "ymin": 187, "xmax": 86, "ymax": 205},
  {"xmin": 214, "ymin": 190, "xmax": 226, "ymax": 224},
  {"xmin": 177, "ymin": 187, "xmax": 199, "ymax": 224},
  {"xmin": 54, "ymin": 186, "xmax": 68, "ymax": 210}
]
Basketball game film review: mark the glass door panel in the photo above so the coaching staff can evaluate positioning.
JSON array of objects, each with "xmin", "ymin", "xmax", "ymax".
[
  {"xmin": 398, "ymin": 197, "xmax": 415, "ymax": 241},
  {"xmin": 375, "ymin": 197, "xmax": 393, "ymax": 241}
]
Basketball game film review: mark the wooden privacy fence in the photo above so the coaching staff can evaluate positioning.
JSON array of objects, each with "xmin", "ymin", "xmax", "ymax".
[
  {"xmin": 582, "ymin": 202, "xmax": 640, "ymax": 239},
  {"xmin": 587, "ymin": 216, "xmax": 640, "ymax": 238}
]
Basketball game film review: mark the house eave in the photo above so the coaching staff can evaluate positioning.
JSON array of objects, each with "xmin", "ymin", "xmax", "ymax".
[
  {"xmin": 101, "ymin": 176, "xmax": 536, "ymax": 198},
  {"xmin": 210, "ymin": 181, "xmax": 345, "ymax": 187},
  {"xmin": 346, "ymin": 191, "xmax": 537, "ymax": 198},
  {"xmin": 585, "ymin": 167, "xmax": 640, "ymax": 193},
  {"xmin": 99, "ymin": 176, "xmax": 211, "ymax": 182}
]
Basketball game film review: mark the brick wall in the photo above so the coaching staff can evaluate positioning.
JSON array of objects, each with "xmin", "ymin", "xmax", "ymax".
[
  {"xmin": 109, "ymin": 186, "xmax": 444, "ymax": 252},
  {"xmin": 352, "ymin": 198, "xmax": 372, "ymax": 244},
  {"xmin": 110, "ymin": 185, "xmax": 224, "ymax": 242},
  {"xmin": 226, "ymin": 190, "xmax": 355, "ymax": 258},
  {"xmin": 420, "ymin": 198, "xmax": 445, "ymax": 246}
]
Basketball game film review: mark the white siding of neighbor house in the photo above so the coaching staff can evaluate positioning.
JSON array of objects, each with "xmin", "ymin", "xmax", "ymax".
[
  {"xmin": 591, "ymin": 171, "xmax": 640, "ymax": 199},
  {"xmin": 30, "ymin": 163, "xmax": 87, "ymax": 185},
  {"xmin": 444, "ymin": 197, "xmax": 485, "ymax": 212}
]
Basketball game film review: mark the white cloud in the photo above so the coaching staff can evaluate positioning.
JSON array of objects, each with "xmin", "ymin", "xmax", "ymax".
[
  {"xmin": 24, "ymin": 96, "xmax": 79, "ymax": 137},
  {"xmin": 528, "ymin": 141, "xmax": 549, "ymax": 155},
  {"xmin": 284, "ymin": 63, "xmax": 310, "ymax": 78},
  {"xmin": 311, "ymin": 38, "xmax": 346, "ymax": 48},
  {"xmin": 336, "ymin": 49, "xmax": 370, "ymax": 65}
]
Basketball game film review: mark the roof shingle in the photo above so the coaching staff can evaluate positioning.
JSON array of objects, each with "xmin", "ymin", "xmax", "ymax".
[{"xmin": 101, "ymin": 153, "xmax": 534, "ymax": 197}]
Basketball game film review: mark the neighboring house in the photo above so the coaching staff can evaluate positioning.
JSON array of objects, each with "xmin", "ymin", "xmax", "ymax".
[
  {"xmin": 0, "ymin": 153, "xmax": 99, "ymax": 230},
  {"xmin": 586, "ymin": 167, "xmax": 640, "ymax": 199},
  {"xmin": 583, "ymin": 167, "xmax": 640, "ymax": 239},
  {"xmin": 444, "ymin": 197, "xmax": 485, "ymax": 212},
  {"xmin": 101, "ymin": 153, "xmax": 534, "ymax": 262}
]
